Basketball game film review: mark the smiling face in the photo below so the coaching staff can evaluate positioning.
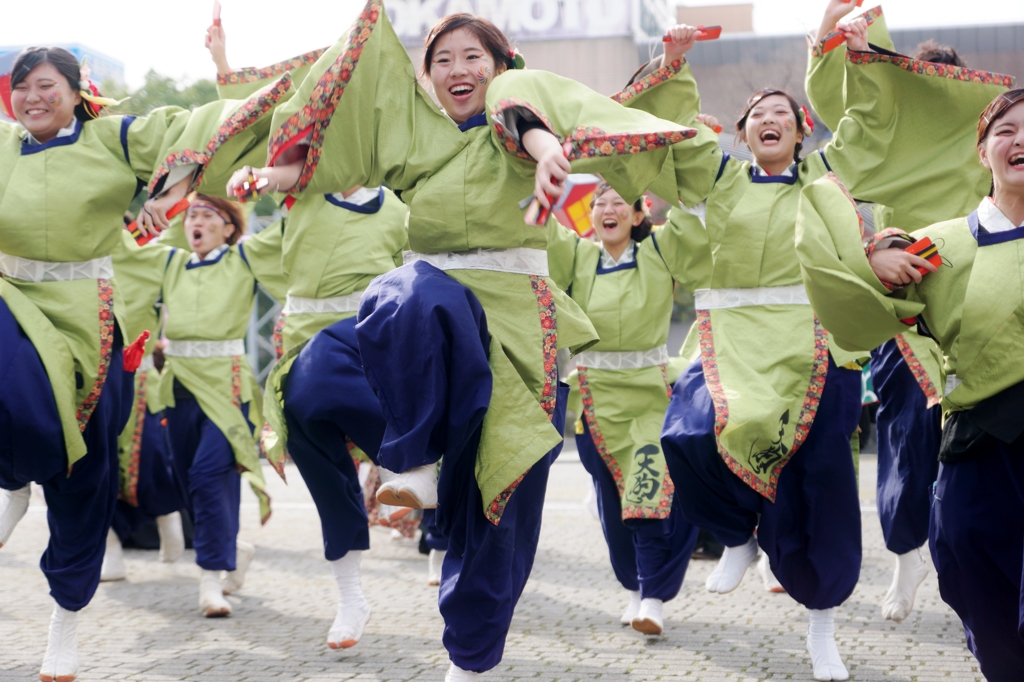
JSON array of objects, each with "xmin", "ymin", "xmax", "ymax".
[
  {"xmin": 184, "ymin": 203, "xmax": 236, "ymax": 260},
  {"xmin": 979, "ymin": 100, "xmax": 1024, "ymax": 194},
  {"xmin": 741, "ymin": 94, "xmax": 803, "ymax": 170},
  {"xmin": 428, "ymin": 27, "xmax": 505, "ymax": 125},
  {"xmin": 11, "ymin": 61, "xmax": 80, "ymax": 143},
  {"xmin": 592, "ymin": 187, "xmax": 643, "ymax": 252}
]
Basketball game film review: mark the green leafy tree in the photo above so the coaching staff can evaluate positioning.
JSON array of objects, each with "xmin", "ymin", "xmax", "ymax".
[{"xmin": 102, "ymin": 70, "xmax": 218, "ymax": 115}]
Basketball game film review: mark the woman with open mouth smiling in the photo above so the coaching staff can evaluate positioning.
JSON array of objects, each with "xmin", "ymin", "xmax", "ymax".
[
  {"xmin": 797, "ymin": 89, "xmax": 1024, "ymax": 682},
  {"xmin": 0, "ymin": 46, "xmax": 288, "ymax": 682},
  {"xmin": 612, "ymin": 13, "xmax": 1015, "ymax": 681},
  {"xmin": 230, "ymin": 1, "xmax": 695, "ymax": 677}
]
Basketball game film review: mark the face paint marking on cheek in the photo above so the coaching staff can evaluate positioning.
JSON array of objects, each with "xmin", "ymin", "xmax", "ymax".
[
  {"xmin": 476, "ymin": 65, "xmax": 491, "ymax": 85},
  {"xmin": 783, "ymin": 117, "xmax": 794, "ymax": 133},
  {"xmin": 48, "ymin": 92, "xmax": 63, "ymax": 107}
]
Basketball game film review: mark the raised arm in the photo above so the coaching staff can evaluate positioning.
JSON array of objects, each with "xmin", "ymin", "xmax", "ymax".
[{"xmin": 207, "ymin": 19, "xmax": 326, "ymax": 100}]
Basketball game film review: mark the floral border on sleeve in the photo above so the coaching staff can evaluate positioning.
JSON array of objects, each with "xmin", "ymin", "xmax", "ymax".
[
  {"xmin": 76, "ymin": 279, "xmax": 115, "ymax": 432},
  {"xmin": 825, "ymin": 172, "xmax": 864, "ymax": 237},
  {"xmin": 121, "ymin": 371, "xmax": 148, "ymax": 507},
  {"xmin": 846, "ymin": 50, "xmax": 1015, "ymax": 88},
  {"xmin": 267, "ymin": 0, "xmax": 383, "ymax": 193},
  {"xmin": 811, "ymin": 6, "xmax": 884, "ymax": 59},
  {"xmin": 894, "ymin": 333, "xmax": 942, "ymax": 408},
  {"xmin": 218, "ymin": 49, "xmax": 328, "ymax": 86},
  {"xmin": 147, "ymin": 74, "xmax": 293, "ymax": 196},
  {"xmin": 610, "ymin": 58, "xmax": 685, "ymax": 105}
]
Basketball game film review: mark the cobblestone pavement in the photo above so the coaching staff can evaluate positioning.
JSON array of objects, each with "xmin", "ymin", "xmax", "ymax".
[{"xmin": 0, "ymin": 451, "xmax": 981, "ymax": 681}]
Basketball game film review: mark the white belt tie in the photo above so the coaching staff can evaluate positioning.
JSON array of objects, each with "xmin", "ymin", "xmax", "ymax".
[
  {"xmin": 283, "ymin": 292, "xmax": 364, "ymax": 315},
  {"xmin": 945, "ymin": 374, "xmax": 962, "ymax": 397},
  {"xmin": 694, "ymin": 284, "xmax": 809, "ymax": 310},
  {"xmin": 137, "ymin": 355, "xmax": 155, "ymax": 374},
  {"xmin": 164, "ymin": 339, "xmax": 245, "ymax": 358},
  {"xmin": 404, "ymin": 247, "xmax": 549, "ymax": 277},
  {"xmin": 576, "ymin": 345, "xmax": 670, "ymax": 370},
  {"xmin": 0, "ymin": 251, "xmax": 114, "ymax": 282}
]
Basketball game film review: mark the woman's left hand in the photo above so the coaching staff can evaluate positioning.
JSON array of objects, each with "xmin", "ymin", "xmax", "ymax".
[
  {"xmin": 663, "ymin": 24, "xmax": 699, "ymax": 66},
  {"xmin": 839, "ymin": 18, "xmax": 870, "ymax": 52}
]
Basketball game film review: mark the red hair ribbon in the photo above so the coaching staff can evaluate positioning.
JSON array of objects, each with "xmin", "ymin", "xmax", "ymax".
[{"xmin": 800, "ymin": 105, "xmax": 815, "ymax": 135}]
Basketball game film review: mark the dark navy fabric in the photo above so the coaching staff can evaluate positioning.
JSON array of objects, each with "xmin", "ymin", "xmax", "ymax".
[
  {"xmin": 111, "ymin": 410, "xmax": 183, "ymax": 542},
  {"xmin": 870, "ymin": 339, "xmax": 941, "ymax": 555},
  {"xmin": 356, "ymin": 261, "xmax": 563, "ymax": 671},
  {"xmin": 930, "ymin": 435, "xmax": 1024, "ymax": 682},
  {"xmin": 0, "ymin": 298, "xmax": 125, "ymax": 611},
  {"xmin": 421, "ymin": 508, "xmax": 449, "ymax": 552},
  {"xmin": 662, "ymin": 355, "xmax": 862, "ymax": 610},
  {"xmin": 164, "ymin": 393, "xmax": 249, "ymax": 571},
  {"xmin": 577, "ymin": 419, "xmax": 698, "ymax": 601},
  {"xmin": 283, "ymin": 316, "xmax": 385, "ymax": 561}
]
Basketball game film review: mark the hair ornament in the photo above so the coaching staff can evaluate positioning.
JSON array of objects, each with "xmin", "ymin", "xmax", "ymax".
[
  {"xmin": 77, "ymin": 57, "xmax": 127, "ymax": 118},
  {"xmin": 800, "ymin": 104, "xmax": 815, "ymax": 136},
  {"xmin": 509, "ymin": 47, "xmax": 526, "ymax": 70}
]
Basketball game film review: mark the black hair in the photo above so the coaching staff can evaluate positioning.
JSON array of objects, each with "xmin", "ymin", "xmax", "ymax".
[
  {"xmin": 914, "ymin": 40, "xmax": 967, "ymax": 67},
  {"xmin": 592, "ymin": 183, "xmax": 653, "ymax": 242},
  {"xmin": 11, "ymin": 47, "xmax": 94, "ymax": 123},
  {"xmin": 736, "ymin": 89, "xmax": 806, "ymax": 163}
]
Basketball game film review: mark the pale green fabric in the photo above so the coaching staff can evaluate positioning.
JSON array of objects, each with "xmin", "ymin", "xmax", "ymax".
[
  {"xmin": 0, "ymin": 95, "xmax": 275, "ymax": 466},
  {"xmin": 797, "ymin": 175, "xmax": 1024, "ymax": 413},
  {"xmin": 261, "ymin": 188, "xmax": 408, "ymax": 472}
]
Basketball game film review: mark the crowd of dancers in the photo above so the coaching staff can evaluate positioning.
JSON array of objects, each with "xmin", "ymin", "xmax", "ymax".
[{"xmin": 1, "ymin": 0, "xmax": 1023, "ymax": 680}]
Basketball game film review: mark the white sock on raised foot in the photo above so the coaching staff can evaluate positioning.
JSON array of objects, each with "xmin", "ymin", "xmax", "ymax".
[
  {"xmin": 757, "ymin": 553, "xmax": 785, "ymax": 593},
  {"xmin": 221, "ymin": 541, "xmax": 255, "ymax": 595},
  {"xmin": 99, "ymin": 528, "xmax": 127, "ymax": 582},
  {"xmin": 376, "ymin": 464, "xmax": 438, "ymax": 509},
  {"xmin": 881, "ymin": 547, "xmax": 930, "ymax": 622},
  {"xmin": 0, "ymin": 484, "xmax": 31, "ymax": 548},
  {"xmin": 199, "ymin": 570, "xmax": 232, "ymax": 617},
  {"xmin": 806, "ymin": 608, "xmax": 849, "ymax": 681},
  {"xmin": 619, "ymin": 590, "xmax": 642, "ymax": 625},
  {"xmin": 631, "ymin": 598, "xmax": 664, "ymax": 636},
  {"xmin": 428, "ymin": 548, "xmax": 446, "ymax": 586},
  {"xmin": 445, "ymin": 663, "xmax": 482, "ymax": 680},
  {"xmin": 39, "ymin": 603, "xmax": 79, "ymax": 682},
  {"xmin": 328, "ymin": 551, "xmax": 371, "ymax": 649},
  {"xmin": 705, "ymin": 536, "xmax": 758, "ymax": 593},
  {"xmin": 156, "ymin": 512, "xmax": 185, "ymax": 563}
]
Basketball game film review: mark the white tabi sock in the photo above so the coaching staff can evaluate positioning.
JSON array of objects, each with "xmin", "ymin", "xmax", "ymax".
[
  {"xmin": 99, "ymin": 528, "xmax": 127, "ymax": 582},
  {"xmin": 328, "ymin": 550, "xmax": 371, "ymax": 649},
  {"xmin": 806, "ymin": 608, "xmax": 849, "ymax": 681},
  {"xmin": 428, "ymin": 548, "xmax": 446, "ymax": 586},
  {"xmin": 619, "ymin": 590, "xmax": 642, "ymax": 625},
  {"xmin": 221, "ymin": 540, "xmax": 255, "ymax": 595},
  {"xmin": 199, "ymin": 570, "xmax": 232, "ymax": 617},
  {"xmin": 445, "ymin": 662, "xmax": 482, "ymax": 680},
  {"xmin": 757, "ymin": 553, "xmax": 785, "ymax": 593},
  {"xmin": 705, "ymin": 535, "xmax": 758, "ymax": 593},
  {"xmin": 881, "ymin": 547, "xmax": 930, "ymax": 622},
  {"xmin": 631, "ymin": 598, "xmax": 664, "ymax": 636},
  {"xmin": 0, "ymin": 484, "xmax": 31, "ymax": 548},
  {"xmin": 376, "ymin": 464, "xmax": 438, "ymax": 509},
  {"xmin": 39, "ymin": 603, "xmax": 79, "ymax": 682},
  {"xmin": 156, "ymin": 512, "xmax": 185, "ymax": 563}
]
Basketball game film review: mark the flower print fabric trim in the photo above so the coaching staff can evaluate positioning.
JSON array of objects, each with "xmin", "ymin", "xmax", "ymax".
[
  {"xmin": 268, "ymin": 0, "xmax": 383, "ymax": 193},
  {"xmin": 578, "ymin": 367, "xmax": 625, "ymax": 497},
  {"xmin": 811, "ymin": 6, "xmax": 884, "ymax": 59},
  {"xmin": 846, "ymin": 49, "xmax": 1015, "ymax": 88},
  {"xmin": 865, "ymin": 227, "xmax": 911, "ymax": 258},
  {"xmin": 484, "ymin": 276, "xmax": 560, "ymax": 526},
  {"xmin": 610, "ymin": 58, "xmax": 685, "ymax": 105},
  {"xmin": 122, "ymin": 372, "xmax": 148, "ymax": 506},
  {"xmin": 272, "ymin": 313, "xmax": 287, "ymax": 360},
  {"xmin": 826, "ymin": 172, "xmax": 864, "ymax": 237},
  {"xmin": 147, "ymin": 74, "xmax": 293, "ymax": 196},
  {"xmin": 218, "ymin": 49, "xmax": 327, "ymax": 86},
  {"xmin": 894, "ymin": 333, "xmax": 942, "ymax": 407},
  {"xmin": 76, "ymin": 279, "xmax": 115, "ymax": 432}
]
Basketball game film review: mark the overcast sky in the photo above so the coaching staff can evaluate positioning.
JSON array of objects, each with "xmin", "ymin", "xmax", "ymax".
[{"xmin": 2, "ymin": 0, "xmax": 1021, "ymax": 88}]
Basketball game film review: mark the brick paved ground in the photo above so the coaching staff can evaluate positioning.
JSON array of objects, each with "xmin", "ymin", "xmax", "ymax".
[{"xmin": 0, "ymin": 450, "xmax": 981, "ymax": 681}]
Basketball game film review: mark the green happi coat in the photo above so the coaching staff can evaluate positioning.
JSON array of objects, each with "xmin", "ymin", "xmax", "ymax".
[
  {"xmin": 128, "ymin": 225, "xmax": 286, "ymax": 523},
  {"xmin": 797, "ymin": 176, "xmax": 1024, "ymax": 414},
  {"xmin": 265, "ymin": 0, "xmax": 696, "ymax": 521},
  {"xmin": 261, "ymin": 188, "xmax": 408, "ymax": 475},
  {"xmin": 0, "ymin": 80, "xmax": 290, "ymax": 468},
  {"xmin": 611, "ymin": 46, "xmax": 1012, "ymax": 499},
  {"xmin": 548, "ymin": 208, "xmax": 707, "ymax": 520}
]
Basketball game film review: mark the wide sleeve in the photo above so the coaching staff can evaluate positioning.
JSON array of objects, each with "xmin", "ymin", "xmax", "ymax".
[
  {"xmin": 122, "ymin": 75, "xmax": 292, "ymax": 199},
  {"xmin": 238, "ymin": 220, "xmax": 287, "ymax": 301},
  {"xmin": 824, "ymin": 51, "xmax": 1013, "ymax": 231},
  {"xmin": 612, "ymin": 58, "xmax": 702, "ymax": 126},
  {"xmin": 112, "ymin": 230, "xmax": 173, "ymax": 348},
  {"xmin": 546, "ymin": 219, "xmax": 582, "ymax": 292},
  {"xmin": 805, "ymin": 6, "xmax": 892, "ymax": 132},
  {"xmin": 217, "ymin": 48, "xmax": 327, "ymax": 100},
  {"xmin": 795, "ymin": 172, "xmax": 924, "ymax": 352},
  {"xmin": 486, "ymin": 68, "xmax": 696, "ymax": 206},
  {"xmin": 266, "ymin": 0, "xmax": 465, "ymax": 197},
  {"xmin": 650, "ymin": 204, "xmax": 713, "ymax": 294}
]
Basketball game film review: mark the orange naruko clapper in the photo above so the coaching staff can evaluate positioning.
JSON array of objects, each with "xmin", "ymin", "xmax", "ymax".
[
  {"xmin": 904, "ymin": 237, "xmax": 942, "ymax": 275},
  {"xmin": 127, "ymin": 198, "xmax": 190, "ymax": 246},
  {"xmin": 663, "ymin": 25, "xmax": 722, "ymax": 42}
]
